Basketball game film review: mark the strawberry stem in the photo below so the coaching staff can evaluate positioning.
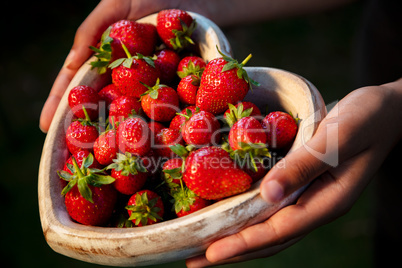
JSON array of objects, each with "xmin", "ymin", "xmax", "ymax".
[
  {"xmin": 241, "ymin": 54, "xmax": 253, "ymax": 66},
  {"xmin": 121, "ymin": 41, "xmax": 132, "ymax": 58},
  {"xmin": 72, "ymin": 157, "xmax": 85, "ymax": 178}
]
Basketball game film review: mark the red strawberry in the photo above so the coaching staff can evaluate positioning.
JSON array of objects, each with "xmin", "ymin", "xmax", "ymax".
[
  {"xmin": 181, "ymin": 110, "xmax": 221, "ymax": 146},
  {"xmin": 162, "ymin": 157, "xmax": 183, "ymax": 187},
  {"xmin": 224, "ymin": 101, "xmax": 262, "ymax": 126},
  {"xmin": 177, "ymin": 56, "xmax": 206, "ymax": 78},
  {"xmin": 156, "ymin": 9, "xmax": 196, "ymax": 50},
  {"xmin": 117, "ymin": 117, "xmax": 151, "ymax": 156},
  {"xmin": 108, "ymin": 95, "xmax": 142, "ymax": 127},
  {"xmin": 177, "ymin": 74, "xmax": 200, "ymax": 105},
  {"xmin": 65, "ymin": 109, "xmax": 99, "ymax": 154},
  {"xmin": 93, "ymin": 128, "xmax": 118, "ymax": 166},
  {"xmin": 261, "ymin": 111, "xmax": 299, "ymax": 149},
  {"xmin": 107, "ymin": 152, "xmax": 148, "ymax": 195},
  {"xmin": 169, "ymin": 106, "xmax": 198, "ymax": 132},
  {"xmin": 173, "ymin": 187, "xmax": 211, "ymax": 218},
  {"xmin": 110, "ymin": 44, "xmax": 159, "ymax": 98},
  {"xmin": 154, "ymin": 128, "xmax": 184, "ymax": 158},
  {"xmin": 58, "ymin": 153, "xmax": 117, "ymax": 226},
  {"xmin": 196, "ymin": 48, "xmax": 259, "ymax": 115},
  {"xmin": 98, "ymin": 83, "xmax": 122, "ymax": 108},
  {"xmin": 90, "ymin": 20, "xmax": 157, "ymax": 74},
  {"xmin": 140, "ymin": 80, "xmax": 179, "ymax": 122},
  {"xmin": 154, "ymin": 48, "xmax": 181, "ymax": 84},
  {"xmin": 68, "ymin": 85, "xmax": 100, "ymax": 120},
  {"xmin": 126, "ymin": 190, "xmax": 164, "ymax": 226},
  {"xmin": 242, "ymin": 157, "xmax": 269, "ymax": 182},
  {"xmin": 182, "ymin": 146, "xmax": 252, "ymax": 200},
  {"xmin": 228, "ymin": 116, "xmax": 267, "ymax": 151}
]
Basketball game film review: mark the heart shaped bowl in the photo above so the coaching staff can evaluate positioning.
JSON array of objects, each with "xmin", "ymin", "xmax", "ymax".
[{"xmin": 38, "ymin": 12, "xmax": 326, "ymax": 267}]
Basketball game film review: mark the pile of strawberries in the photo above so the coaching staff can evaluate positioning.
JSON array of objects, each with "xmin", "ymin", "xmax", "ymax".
[{"xmin": 57, "ymin": 9, "xmax": 299, "ymax": 227}]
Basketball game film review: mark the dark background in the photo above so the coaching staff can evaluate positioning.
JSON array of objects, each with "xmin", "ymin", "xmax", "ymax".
[{"xmin": 0, "ymin": 1, "xmax": 374, "ymax": 267}]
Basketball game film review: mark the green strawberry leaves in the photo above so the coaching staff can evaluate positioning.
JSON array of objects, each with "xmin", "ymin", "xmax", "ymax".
[
  {"xmin": 108, "ymin": 42, "xmax": 157, "ymax": 69},
  {"xmin": 106, "ymin": 152, "xmax": 147, "ymax": 176},
  {"xmin": 90, "ymin": 26, "xmax": 113, "ymax": 74},
  {"xmin": 58, "ymin": 153, "xmax": 115, "ymax": 203},
  {"xmin": 170, "ymin": 19, "xmax": 197, "ymax": 50},
  {"xmin": 126, "ymin": 192, "xmax": 163, "ymax": 226},
  {"xmin": 217, "ymin": 46, "xmax": 261, "ymax": 89},
  {"xmin": 139, "ymin": 78, "xmax": 168, "ymax": 100},
  {"xmin": 225, "ymin": 103, "xmax": 254, "ymax": 127}
]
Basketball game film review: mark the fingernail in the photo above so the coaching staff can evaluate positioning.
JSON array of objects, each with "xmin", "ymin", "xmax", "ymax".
[{"xmin": 261, "ymin": 180, "xmax": 284, "ymax": 203}]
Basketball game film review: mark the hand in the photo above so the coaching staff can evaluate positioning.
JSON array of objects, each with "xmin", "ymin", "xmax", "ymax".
[
  {"xmin": 39, "ymin": 0, "xmax": 181, "ymax": 132},
  {"xmin": 186, "ymin": 80, "xmax": 402, "ymax": 267}
]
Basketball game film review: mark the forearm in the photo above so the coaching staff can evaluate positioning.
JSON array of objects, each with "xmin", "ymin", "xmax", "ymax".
[
  {"xmin": 382, "ymin": 77, "xmax": 402, "ymax": 141},
  {"xmin": 179, "ymin": 0, "xmax": 357, "ymax": 26}
]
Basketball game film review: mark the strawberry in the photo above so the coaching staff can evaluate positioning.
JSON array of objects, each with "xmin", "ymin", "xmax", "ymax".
[
  {"xmin": 154, "ymin": 128, "xmax": 184, "ymax": 158},
  {"xmin": 224, "ymin": 101, "xmax": 262, "ymax": 126},
  {"xmin": 228, "ymin": 116, "xmax": 267, "ymax": 151},
  {"xmin": 107, "ymin": 152, "xmax": 148, "ymax": 195},
  {"xmin": 261, "ymin": 111, "xmax": 299, "ymax": 149},
  {"xmin": 117, "ymin": 117, "xmax": 151, "ymax": 157},
  {"xmin": 162, "ymin": 157, "xmax": 184, "ymax": 188},
  {"xmin": 90, "ymin": 20, "xmax": 158, "ymax": 74},
  {"xmin": 98, "ymin": 83, "xmax": 122, "ymax": 108},
  {"xmin": 169, "ymin": 106, "xmax": 198, "ymax": 132},
  {"xmin": 156, "ymin": 9, "xmax": 196, "ymax": 50},
  {"xmin": 173, "ymin": 187, "xmax": 211, "ymax": 218},
  {"xmin": 182, "ymin": 146, "xmax": 252, "ymax": 200},
  {"xmin": 93, "ymin": 128, "xmax": 118, "ymax": 166},
  {"xmin": 196, "ymin": 48, "xmax": 259, "ymax": 115},
  {"xmin": 181, "ymin": 110, "xmax": 221, "ymax": 146},
  {"xmin": 225, "ymin": 115, "xmax": 270, "ymax": 177},
  {"xmin": 108, "ymin": 95, "xmax": 142, "ymax": 127},
  {"xmin": 58, "ymin": 153, "xmax": 117, "ymax": 226},
  {"xmin": 154, "ymin": 48, "xmax": 181, "ymax": 84},
  {"xmin": 68, "ymin": 85, "xmax": 100, "ymax": 120},
  {"xmin": 140, "ymin": 79, "xmax": 179, "ymax": 122},
  {"xmin": 65, "ymin": 108, "xmax": 99, "ymax": 154},
  {"xmin": 177, "ymin": 56, "xmax": 206, "ymax": 78},
  {"xmin": 177, "ymin": 74, "xmax": 200, "ymax": 105},
  {"xmin": 141, "ymin": 148, "xmax": 161, "ymax": 179},
  {"xmin": 109, "ymin": 43, "xmax": 159, "ymax": 98},
  {"xmin": 126, "ymin": 190, "xmax": 164, "ymax": 226}
]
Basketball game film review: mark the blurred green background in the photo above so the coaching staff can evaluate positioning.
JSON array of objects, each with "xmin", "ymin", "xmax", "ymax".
[{"xmin": 0, "ymin": 0, "xmax": 374, "ymax": 267}]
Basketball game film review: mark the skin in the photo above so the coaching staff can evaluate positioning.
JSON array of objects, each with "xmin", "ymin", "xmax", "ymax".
[{"xmin": 39, "ymin": 0, "xmax": 402, "ymax": 267}]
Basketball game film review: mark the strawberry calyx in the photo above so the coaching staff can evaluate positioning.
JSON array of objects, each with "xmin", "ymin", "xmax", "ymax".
[
  {"xmin": 169, "ymin": 144, "xmax": 196, "ymax": 163},
  {"xmin": 75, "ymin": 105, "xmax": 99, "ymax": 129},
  {"xmin": 109, "ymin": 42, "xmax": 157, "ymax": 69},
  {"xmin": 176, "ymin": 106, "xmax": 200, "ymax": 121},
  {"xmin": 106, "ymin": 152, "xmax": 147, "ymax": 176},
  {"xmin": 171, "ymin": 186, "xmax": 198, "ymax": 214},
  {"xmin": 162, "ymin": 167, "xmax": 183, "ymax": 189},
  {"xmin": 170, "ymin": 19, "xmax": 197, "ymax": 50},
  {"xmin": 58, "ymin": 153, "xmax": 115, "ymax": 203},
  {"xmin": 177, "ymin": 60, "xmax": 204, "ymax": 79},
  {"xmin": 217, "ymin": 46, "xmax": 260, "ymax": 89},
  {"xmin": 139, "ymin": 78, "xmax": 168, "ymax": 100},
  {"xmin": 224, "ymin": 103, "xmax": 254, "ymax": 127},
  {"xmin": 125, "ymin": 192, "xmax": 163, "ymax": 226},
  {"xmin": 90, "ymin": 26, "xmax": 113, "ymax": 74},
  {"xmin": 222, "ymin": 141, "xmax": 271, "ymax": 173}
]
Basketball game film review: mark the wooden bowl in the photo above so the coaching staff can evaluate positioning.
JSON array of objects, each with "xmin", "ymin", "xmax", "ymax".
[{"xmin": 38, "ymin": 12, "xmax": 326, "ymax": 267}]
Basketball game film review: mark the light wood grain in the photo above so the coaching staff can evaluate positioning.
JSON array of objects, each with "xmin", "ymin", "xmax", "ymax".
[{"xmin": 38, "ymin": 12, "xmax": 326, "ymax": 267}]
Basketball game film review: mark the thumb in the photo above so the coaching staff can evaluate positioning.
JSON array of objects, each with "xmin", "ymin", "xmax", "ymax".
[{"xmin": 260, "ymin": 124, "xmax": 337, "ymax": 203}]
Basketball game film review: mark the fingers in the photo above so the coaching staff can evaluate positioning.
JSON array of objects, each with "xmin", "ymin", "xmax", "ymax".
[
  {"xmin": 186, "ymin": 236, "xmax": 303, "ymax": 268},
  {"xmin": 260, "ymin": 122, "xmax": 336, "ymax": 203}
]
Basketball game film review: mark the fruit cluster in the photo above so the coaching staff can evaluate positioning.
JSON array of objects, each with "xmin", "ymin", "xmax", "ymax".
[{"xmin": 57, "ymin": 9, "xmax": 299, "ymax": 227}]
